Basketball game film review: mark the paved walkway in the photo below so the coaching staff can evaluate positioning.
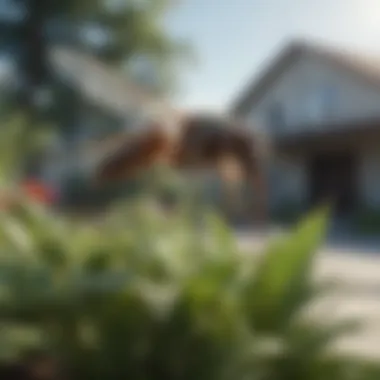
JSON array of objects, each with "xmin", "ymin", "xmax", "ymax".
[{"xmin": 235, "ymin": 230, "xmax": 380, "ymax": 359}]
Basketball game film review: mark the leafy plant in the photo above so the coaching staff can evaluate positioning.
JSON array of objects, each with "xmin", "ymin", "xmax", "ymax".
[
  {"xmin": 0, "ymin": 196, "xmax": 374, "ymax": 379},
  {"xmin": 272, "ymin": 201, "xmax": 304, "ymax": 225},
  {"xmin": 353, "ymin": 207, "xmax": 380, "ymax": 235}
]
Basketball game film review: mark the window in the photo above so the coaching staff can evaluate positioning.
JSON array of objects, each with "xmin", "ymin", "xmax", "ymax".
[
  {"xmin": 306, "ymin": 92, "xmax": 323, "ymax": 123},
  {"xmin": 267, "ymin": 102, "xmax": 285, "ymax": 132},
  {"xmin": 321, "ymin": 84, "xmax": 337, "ymax": 119},
  {"xmin": 296, "ymin": 83, "xmax": 337, "ymax": 126}
]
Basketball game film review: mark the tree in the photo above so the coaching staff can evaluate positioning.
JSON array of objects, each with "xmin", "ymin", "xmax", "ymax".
[
  {"xmin": 0, "ymin": 0, "xmax": 190, "ymax": 177},
  {"xmin": 2, "ymin": 0, "xmax": 187, "ymax": 131}
]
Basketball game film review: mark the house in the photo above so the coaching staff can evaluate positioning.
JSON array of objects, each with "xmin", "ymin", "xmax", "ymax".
[{"xmin": 230, "ymin": 39, "xmax": 380, "ymax": 219}]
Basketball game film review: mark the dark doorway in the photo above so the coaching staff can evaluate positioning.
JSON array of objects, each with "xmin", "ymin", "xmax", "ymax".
[{"xmin": 308, "ymin": 152, "xmax": 358, "ymax": 216}]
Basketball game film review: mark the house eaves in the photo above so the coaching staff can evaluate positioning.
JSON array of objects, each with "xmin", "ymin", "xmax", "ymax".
[{"xmin": 230, "ymin": 39, "xmax": 380, "ymax": 116}]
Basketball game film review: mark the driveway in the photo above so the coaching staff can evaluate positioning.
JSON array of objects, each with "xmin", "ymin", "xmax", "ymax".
[{"xmin": 235, "ymin": 230, "xmax": 380, "ymax": 360}]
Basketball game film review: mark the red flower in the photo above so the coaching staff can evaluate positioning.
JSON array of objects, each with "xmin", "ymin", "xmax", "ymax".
[{"xmin": 22, "ymin": 180, "xmax": 58, "ymax": 205}]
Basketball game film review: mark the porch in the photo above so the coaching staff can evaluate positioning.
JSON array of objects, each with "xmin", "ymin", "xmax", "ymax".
[{"xmin": 269, "ymin": 117, "xmax": 380, "ymax": 221}]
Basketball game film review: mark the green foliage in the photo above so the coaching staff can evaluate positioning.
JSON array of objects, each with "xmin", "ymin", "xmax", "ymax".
[
  {"xmin": 5, "ymin": 0, "xmax": 192, "ymax": 156},
  {"xmin": 0, "ymin": 112, "xmax": 56, "ymax": 182},
  {"xmin": 60, "ymin": 166, "xmax": 191, "ymax": 212},
  {"xmin": 272, "ymin": 202, "xmax": 304, "ymax": 225},
  {"xmin": 0, "ymin": 114, "xmax": 27, "ymax": 183},
  {"xmin": 25, "ymin": 0, "xmax": 190, "ymax": 97},
  {"xmin": 0, "ymin": 197, "xmax": 375, "ymax": 379},
  {"xmin": 51, "ymin": 0, "xmax": 194, "ymax": 95},
  {"xmin": 353, "ymin": 207, "xmax": 380, "ymax": 235},
  {"xmin": 244, "ymin": 208, "xmax": 329, "ymax": 333}
]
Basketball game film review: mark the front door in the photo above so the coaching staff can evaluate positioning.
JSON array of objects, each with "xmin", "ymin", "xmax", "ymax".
[{"xmin": 309, "ymin": 152, "xmax": 358, "ymax": 216}]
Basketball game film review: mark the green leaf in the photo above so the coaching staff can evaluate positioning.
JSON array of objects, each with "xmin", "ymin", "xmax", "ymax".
[{"xmin": 245, "ymin": 206, "xmax": 330, "ymax": 332}]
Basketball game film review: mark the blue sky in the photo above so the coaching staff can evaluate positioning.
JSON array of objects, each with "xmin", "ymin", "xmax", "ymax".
[{"xmin": 165, "ymin": 0, "xmax": 380, "ymax": 111}]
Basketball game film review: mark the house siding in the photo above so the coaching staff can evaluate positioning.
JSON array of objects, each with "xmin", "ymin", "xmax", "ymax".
[{"xmin": 244, "ymin": 53, "xmax": 380, "ymax": 136}]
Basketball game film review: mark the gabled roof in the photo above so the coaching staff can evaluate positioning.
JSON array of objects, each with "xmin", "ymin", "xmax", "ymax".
[{"xmin": 230, "ymin": 39, "xmax": 380, "ymax": 115}]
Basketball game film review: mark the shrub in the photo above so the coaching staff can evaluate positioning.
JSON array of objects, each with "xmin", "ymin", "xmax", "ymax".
[
  {"xmin": 59, "ymin": 166, "xmax": 193, "ymax": 214},
  {"xmin": 272, "ymin": 201, "xmax": 304, "ymax": 225},
  {"xmin": 353, "ymin": 207, "xmax": 380, "ymax": 235},
  {"xmin": 0, "ymin": 196, "xmax": 375, "ymax": 379}
]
